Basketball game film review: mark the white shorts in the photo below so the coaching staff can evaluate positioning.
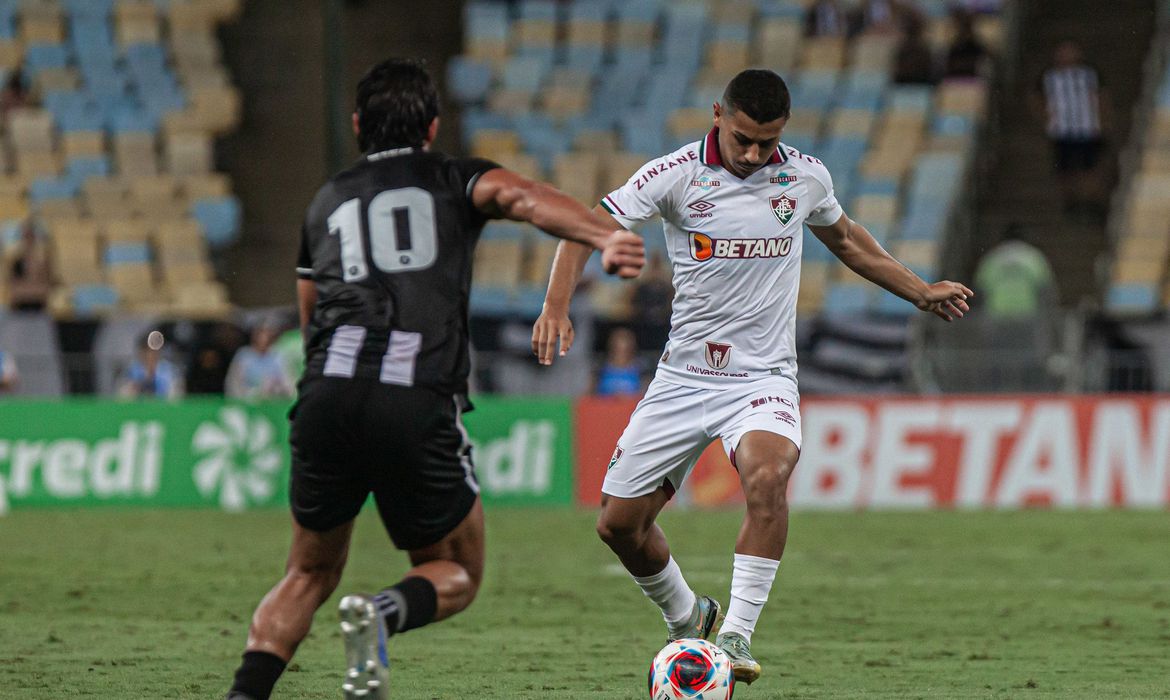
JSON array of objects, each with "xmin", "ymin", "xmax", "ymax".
[{"xmin": 601, "ymin": 375, "xmax": 802, "ymax": 500}]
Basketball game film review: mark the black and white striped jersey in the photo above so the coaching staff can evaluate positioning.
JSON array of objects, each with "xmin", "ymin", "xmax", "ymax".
[
  {"xmin": 1041, "ymin": 65, "xmax": 1102, "ymax": 140},
  {"xmin": 296, "ymin": 147, "xmax": 499, "ymax": 395}
]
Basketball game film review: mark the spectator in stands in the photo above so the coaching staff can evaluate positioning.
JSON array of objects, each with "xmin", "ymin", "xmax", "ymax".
[
  {"xmin": 0, "ymin": 347, "xmax": 17, "ymax": 393},
  {"xmin": 118, "ymin": 333, "xmax": 184, "ymax": 399},
  {"xmin": 595, "ymin": 327, "xmax": 643, "ymax": 397},
  {"xmin": 186, "ymin": 322, "xmax": 246, "ymax": 394},
  {"xmin": 973, "ymin": 224, "xmax": 1056, "ymax": 319},
  {"xmin": 273, "ymin": 326, "xmax": 306, "ymax": 386},
  {"xmin": 804, "ymin": 0, "xmax": 848, "ymax": 37},
  {"xmin": 0, "ymin": 68, "xmax": 28, "ymax": 119},
  {"xmin": 6, "ymin": 220, "xmax": 53, "ymax": 312},
  {"xmin": 630, "ymin": 252, "xmax": 673, "ymax": 351},
  {"xmin": 892, "ymin": 14, "xmax": 937, "ymax": 85},
  {"xmin": 1035, "ymin": 40, "xmax": 1110, "ymax": 218},
  {"xmin": 942, "ymin": 7, "xmax": 990, "ymax": 79},
  {"xmin": 224, "ymin": 320, "xmax": 295, "ymax": 399}
]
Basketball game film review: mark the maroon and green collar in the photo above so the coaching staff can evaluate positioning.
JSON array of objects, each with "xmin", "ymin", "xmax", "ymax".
[{"xmin": 699, "ymin": 128, "xmax": 785, "ymax": 169}]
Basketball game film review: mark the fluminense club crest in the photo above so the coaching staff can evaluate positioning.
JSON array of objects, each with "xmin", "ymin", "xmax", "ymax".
[
  {"xmin": 704, "ymin": 341, "xmax": 733, "ymax": 370},
  {"xmin": 771, "ymin": 194, "xmax": 797, "ymax": 226}
]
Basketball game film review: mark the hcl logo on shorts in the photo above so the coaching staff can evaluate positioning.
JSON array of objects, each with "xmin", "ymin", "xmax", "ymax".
[{"xmin": 689, "ymin": 232, "xmax": 793, "ymax": 262}]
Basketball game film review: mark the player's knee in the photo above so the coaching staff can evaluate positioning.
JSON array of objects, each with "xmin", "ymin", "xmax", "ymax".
[
  {"xmin": 742, "ymin": 464, "xmax": 792, "ymax": 512},
  {"xmin": 596, "ymin": 513, "xmax": 644, "ymax": 548}
]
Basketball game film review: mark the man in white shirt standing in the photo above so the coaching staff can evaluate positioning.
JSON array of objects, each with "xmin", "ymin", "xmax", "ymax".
[{"xmin": 532, "ymin": 69, "xmax": 973, "ymax": 685}]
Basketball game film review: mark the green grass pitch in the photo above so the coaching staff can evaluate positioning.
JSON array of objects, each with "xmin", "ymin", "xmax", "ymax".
[{"xmin": 2, "ymin": 507, "xmax": 1168, "ymax": 698}]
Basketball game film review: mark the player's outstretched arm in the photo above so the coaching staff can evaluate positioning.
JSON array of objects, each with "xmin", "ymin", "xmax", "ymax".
[
  {"xmin": 809, "ymin": 213, "xmax": 974, "ymax": 322},
  {"xmin": 471, "ymin": 168, "xmax": 644, "ymax": 278},
  {"xmin": 531, "ymin": 204, "xmax": 626, "ymax": 365}
]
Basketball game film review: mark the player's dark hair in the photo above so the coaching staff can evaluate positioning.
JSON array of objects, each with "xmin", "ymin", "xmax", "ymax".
[
  {"xmin": 355, "ymin": 58, "xmax": 439, "ymax": 153},
  {"xmin": 722, "ymin": 69, "xmax": 791, "ymax": 123}
]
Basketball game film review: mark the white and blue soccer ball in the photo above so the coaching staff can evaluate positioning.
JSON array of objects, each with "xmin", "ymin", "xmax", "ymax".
[{"xmin": 648, "ymin": 638, "xmax": 736, "ymax": 699}]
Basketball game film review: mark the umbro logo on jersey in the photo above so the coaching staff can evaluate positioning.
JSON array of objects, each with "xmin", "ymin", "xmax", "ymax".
[
  {"xmin": 704, "ymin": 341, "xmax": 733, "ymax": 370},
  {"xmin": 771, "ymin": 194, "xmax": 797, "ymax": 225},
  {"xmin": 687, "ymin": 199, "xmax": 716, "ymax": 218},
  {"xmin": 774, "ymin": 410, "xmax": 797, "ymax": 427},
  {"xmin": 689, "ymin": 232, "xmax": 793, "ymax": 261}
]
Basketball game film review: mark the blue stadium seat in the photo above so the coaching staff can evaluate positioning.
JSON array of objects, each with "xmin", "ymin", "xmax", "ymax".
[
  {"xmin": 108, "ymin": 106, "xmax": 159, "ymax": 134},
  {"xmin": 464, "ymin": 3, "xmax": 509, "ymax": 42},
  {"xmin": 934, "ymin": 113, "xmax": 976, "ymax": 136},
  {"xmin": 712, "ymin": 23, "xmax": 751, "ymax": 41},
  {"xmin": 824, "ymin": 284, "xmax": 871, "ymax": 316},
  {"xmin": 620, "ymin": 112, "xmax": 665, "ymax": 154},
  {"xmin": 447, "ymin": 56, "xmax": 493, "ymax": 105},
  {"xmin": 501, "ymin": 55, "xmax": 550, "ymax": 93},
  {"xmin": 191, "ymin": 196, "xmax": 243, "ymax": 249},
  {"xmin": 469, "ymin": 286, "xmax": 514, "ymax": 315},
  {"xmin": 615, "ymin": 0, "xmax": 659, "ymax": 23},
  {"xmin": 887, "ymin": 85, "xmax": 934, "ymax": 112},
  {"xmin": 29, "ymin": 178, "xmax": 80, "ymax": 203},
  {"xmin": 874, "ymin": 289, "xmax": 916, "ymax": 317},
  {"xmin": 756, "ymin": 0, "xmax": 807, "ymax": 19},
  {"xmin": 72, "ymin": 285, "xmax": 120, "ymax": 315},
  {"xmin": 803, "ymin": 228, "xmax": 834, "ymax": 262},
  {"xmin": 480, "ymin": 221, "xmax": 525, "ymax": 241},
  {"xmin": 66, "ymin": 156, "xmax": 112, "ymax": 185},
  {"xmin": 63, "ymin": 0, "xmax": 114, "ymax": 17},
  {"xmin": 1105, "ymin": 284, "xmax": 1158, "ymax": 314},
  {"xmin": 24, "ymin": 44, "xmax": 72, "ymax": 74},
  {"xmin": 568, "ymin": 0, "xmax": 611, "ymax": 22},
  {"xmin": 459, "ymin": 108, "xmax": 511, "ymax": 144},
  {"xmin": 856, "ymin": 178, "xmax": 900, "ymax": 197},
  {"xmin": 562, "ymin": 45, "xmax": 605, "ymax": 74},
  {"xmin": 104, "ymin": 242, "xmax": 152, "ymax": 266},
  {"xmin": 517, "ymin": 0, "xmax": 558, "ymax": 21}
]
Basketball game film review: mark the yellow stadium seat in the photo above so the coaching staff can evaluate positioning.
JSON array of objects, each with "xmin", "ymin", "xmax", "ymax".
[
  {"xmin": 850, "ymin": 35, "xmax": 897, "ymax": 70},
  {"xmin": 180, "ymin": 173, "xmax": 232, "ymax": 201},
  {"xmin": 0, "ymin": 175, "xmax": 26, "ymax": 197},
  {"xmin": 852, "ymin": 194, "xmax": 898, "ymax": 226},
  {"xmin": 117, "ymin": 16, "xmax": 160, "ymax": 46},
  {"xmin": 108, "ymin": 262, "xmax": 157, "ymax": 305},
  {"xmin": 0, "ymin": 193, "xmax": 29, "ymax": 220},
  {"xmin": 573, "ymin": 129, "xmax": 619, "ymax": 153},
  {"xmin": 755, "ymin": 20, "xmax": 802, "ymax": 69},
  {"xmin": 9, "ymin": 108, "xmax": 55, "ymax": 151},
  {"xmin": 801, "ymin": 37, "xmax": 847, "ymax": 70},
  {"xmin": 523, "ymin": 238, "xmax": 559, "ymax": 286},
  {"xmin": 156, "ymin": 219, "xmax": 205, "ymax": 247},
  {"xmin": 1113, "ymin": 256, "xmax": 1166, "ymax": 284},
  {"xmin": 62, "ymin": 131, "xmax": 107, "ymax": 160},
  {"xmin": 15, "ymin": 150, "xmax": 60, "ymax": 178},
  {"xmin": 32, "ymin": 66, "xmax": 78, "ymax": 93},
  {"xmin": 169, "ymin": 280, "xmax": 232, "ymax": 317},
  {"xmin": 161, "ymin": 261, "xmax": 212, "ymax": 286},
  {"xmin": 165, "ymin": 132, "xmax": 213, "ymax": 175},
  {"xmin": 892, "ymin": 240, "xmax": 938, "ymax": 268},
  {"xmin": 667, "ymin": 107, "xmax": 714, "ymax": 143},
  {"xmin": 470, "ymin": 129, "xmax": 521, "ymax": 160},
  {"xmin": 542, "ymin": 85, "xmax": 590, "ymax": 121},
  {"xmin": 19, "ymin": 13, "xmax": 63, "ymax": 45},
  {"xmin": 614, "ymin": 20, "xmax": 655, "ymax": 46},
  {"xmin": 785, "ymin": 108, "xmax": 823, "ymax": 135},
  {"xmin": 514, "ymin": 18, "xmax": 556, "ymax": 48},
  {"xmin": 102, "ymin": 218, "xmax": 153, "ymax": 244},
  {"xmin": 33, "ymin": 198, "xmax": 82, "ymax": 220},
  {"xmin": 798, "ymin": 261, "xmax": 830, "ymax": 314},
  {"xmin": 47, "ymin": 218, "xmax": 101, "ymax": 243},
  {"xmin": 0, "ymin": 39, "xmax": 22, "ymax": 70},
  {"xmin": 706, "ymin": 40, "xmax": 751, "ymax": 74},
  {"xmin": 552, "ymin": 152, "xmax": 602, "ymax": 206},
  {"xmin": 168, "ymin": 1, "xmax": 217, "ymax": 32},
  {"xmin": 473, "ymin": 239, "xmax": 523, "ymax": 287},
  {"xmin": 828, "ymin": 109, "xmax": 875, "ymax": 137},
  {"xmin": 566, "ymin": 20, "xmax": 606, "ymax": 45},
  {"xmin": 113, "ymin": 132, "xmax": 159, "ymax": 177},
  {"xmin": 487, "ymin": 89, "xmax": 534, "ymax": 116},
  {"xmin": 937, "ymin": 81, "xmax": 987, "ymax": 116},
  {"xmin": 493, "ymin": 152, "xmax": 543, "ymax": 181}
]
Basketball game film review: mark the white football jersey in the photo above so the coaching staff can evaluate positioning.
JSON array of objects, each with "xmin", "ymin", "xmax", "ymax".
[{"xmin": 600, "ymin": 128, "xmax": 844, "ymax": 389}]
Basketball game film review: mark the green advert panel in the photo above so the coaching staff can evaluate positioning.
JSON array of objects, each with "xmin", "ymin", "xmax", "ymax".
[
  {"xmin": 460, "ymin": 396, "xmax": 573, "ymax": 506},
  {"xmin": 0, "ymin": 400, "xmax": 292, "ymax": 512}
]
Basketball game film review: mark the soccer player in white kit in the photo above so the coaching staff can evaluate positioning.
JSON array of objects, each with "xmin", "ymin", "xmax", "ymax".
[{"xmin": 532, "ymin": 69, "xmax": 973, "ymax": 684}]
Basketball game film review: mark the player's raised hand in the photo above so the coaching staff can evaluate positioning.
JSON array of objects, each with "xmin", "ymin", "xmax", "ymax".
[
  {"xmin": 532, "ymin": 308, "xmax": 575, "ymax": 366},
  {"xmin": 917, "ymin": 281, "xmax": 974, "ymax": 322},
  {"xmin": 601, "ymin": 230, "xmax": 645, "ymax": 279}
]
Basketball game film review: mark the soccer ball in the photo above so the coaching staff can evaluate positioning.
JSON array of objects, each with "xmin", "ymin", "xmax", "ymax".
[{"xmin": 647, "ymin": 638, "xmax": 735, "ymax": 699}]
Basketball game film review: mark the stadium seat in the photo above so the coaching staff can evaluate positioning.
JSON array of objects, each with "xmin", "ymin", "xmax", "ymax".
[
  {"xmin": 1105, "ymin": 283, "xmax": 1158, "ymax": 315},
  {"xmin": 71, "ymin": 283, "xmax": 120, "ymax": 315},
  {"xmin": 190, "ymin": 195, "xmax": 241, "ymax": 248}
]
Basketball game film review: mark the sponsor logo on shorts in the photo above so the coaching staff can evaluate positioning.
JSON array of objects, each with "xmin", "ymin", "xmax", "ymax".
[
  {"xmin": 704, "ymin": 341, "xmax": 732, "ymax": 370},
  {"xmin": 687, "ymin": 199, "xmax": 716, "ymax": 218},
  {"xmin": 607, "ymin": 447, "xmax": 624, "ymax": 471},
  {"xmin": 661, "ymin": 349, "xmax": 671, "ymax": 363},
  {"xmin": 689, "ymin": 175, "xmax": 721, "ymax": 191},
  {"xmin": 688, "ymin": 232, "xmax": 793, "ymax": 262},
  {"xmin": 771, "ymin": 194, "xmax": 797, "ymax": 226},
  {"xmin": 684, "ymin": 364, "xmax": 749, "ymax": 378},
  {"xmin": 750, "ymin": 395, "xmax": 796, "ymax": 409},
  {"xmin": 774, "ymin": 410, "xmax": 796, "ymax": 426}
]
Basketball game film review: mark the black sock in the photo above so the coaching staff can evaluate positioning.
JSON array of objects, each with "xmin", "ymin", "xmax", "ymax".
[
  {"xmin": 227, "ymin": 650, "xmax": 286, "ymax": 700},
  {"xmin": 373, "ymin": 576, "xmax": 439, "ymax": 634}
]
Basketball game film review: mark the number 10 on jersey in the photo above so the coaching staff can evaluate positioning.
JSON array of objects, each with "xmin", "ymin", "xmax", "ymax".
[{"xmin": 327, "ymin": 187, "xmax": 438, "ymax": 281}]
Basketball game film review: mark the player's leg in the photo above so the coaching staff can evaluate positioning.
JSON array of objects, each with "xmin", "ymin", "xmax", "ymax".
[
  {"xmin": 715, "ymin": 430, "xmax": 799, "ymax": 683},
  {"xmin": 226, "ymin": 518, "xmax": 354, "ymax": 700},
  {"xmin": 597, "ymin": 378, "xmax": 720, "ymax": 640}
]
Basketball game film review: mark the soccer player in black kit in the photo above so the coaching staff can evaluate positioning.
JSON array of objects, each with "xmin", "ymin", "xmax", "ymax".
[{"xmin": 225, "ymin": 59, "xmax": 644, "ymax": 700}]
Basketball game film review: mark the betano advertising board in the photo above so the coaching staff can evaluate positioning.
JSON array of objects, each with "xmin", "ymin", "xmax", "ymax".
[{"xmin": 2, "ymin": 396, "xmax": 1167, "ymax": 513}]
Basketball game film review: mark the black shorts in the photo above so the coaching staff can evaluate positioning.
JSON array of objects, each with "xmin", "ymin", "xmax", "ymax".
[
  {"xmin": 288, "ymin": 376, "xmax": 479, "ymax": 550},
  {"xmin": 1053, "ymin": 138, "xmax": 1102, "ymax": 172}
]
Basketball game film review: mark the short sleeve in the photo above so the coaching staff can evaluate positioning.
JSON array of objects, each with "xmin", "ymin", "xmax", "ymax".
[
  {"xmin": 804, "ymin": 159, "xmax": 845, "ymax": 227},
  {"xmin": 451, "ymin": 156, "xmax": 502, "ymax": 204},
  {"xmin": 599, "ymin": 158, "xmax": 682, "ymax": 228},
  {"xmin": 296, "ymin": 223, "xmax": 312, "ymax": 279}
]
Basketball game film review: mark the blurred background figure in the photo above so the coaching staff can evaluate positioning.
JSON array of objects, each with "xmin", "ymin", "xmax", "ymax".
[
  {"xmin": 943, "ymin": 7, "xmax": 991, "ymax": 79},
  {"xmin": 224, "ymin": 320, "xmax": 294, "ymax": 399},
  {"xmin": 629, "ymin": 253, "xmax": 674, "ymax": 352},
  {"xmin": 595, "ymin": 327, "xmax": 643, "ymax": 397},
  {"xmin": 805, "ymin": 0, "xmax": 848, "ymax": 37},
  {"xmin": 974, "ymin": 224, "xmax": 1056, "ymax": 321},
  {"xmin": 0, "ymin": 345, "xmax": 17, "ymax": 393},
  {"xmin": 185, "ymin": 322, "xmax": 248, "ymax": 395},
  {"xmin": 5, "ymin": 221, "xmax": 53, "ymax": 313},
  {"xmin": 893, "ymin": 14, "xmax": 937, "ymax": 85},
  {"xmin": 0, "ymin": 67, "xmax": 28, "ymax": 119},
  {"xmin": 1037, "ymin": 40, "xmax": 1109, "ymax": 218},
  {"xmin": 118, "ymin": 333, "xmax": 184, "ymax": 400}
]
